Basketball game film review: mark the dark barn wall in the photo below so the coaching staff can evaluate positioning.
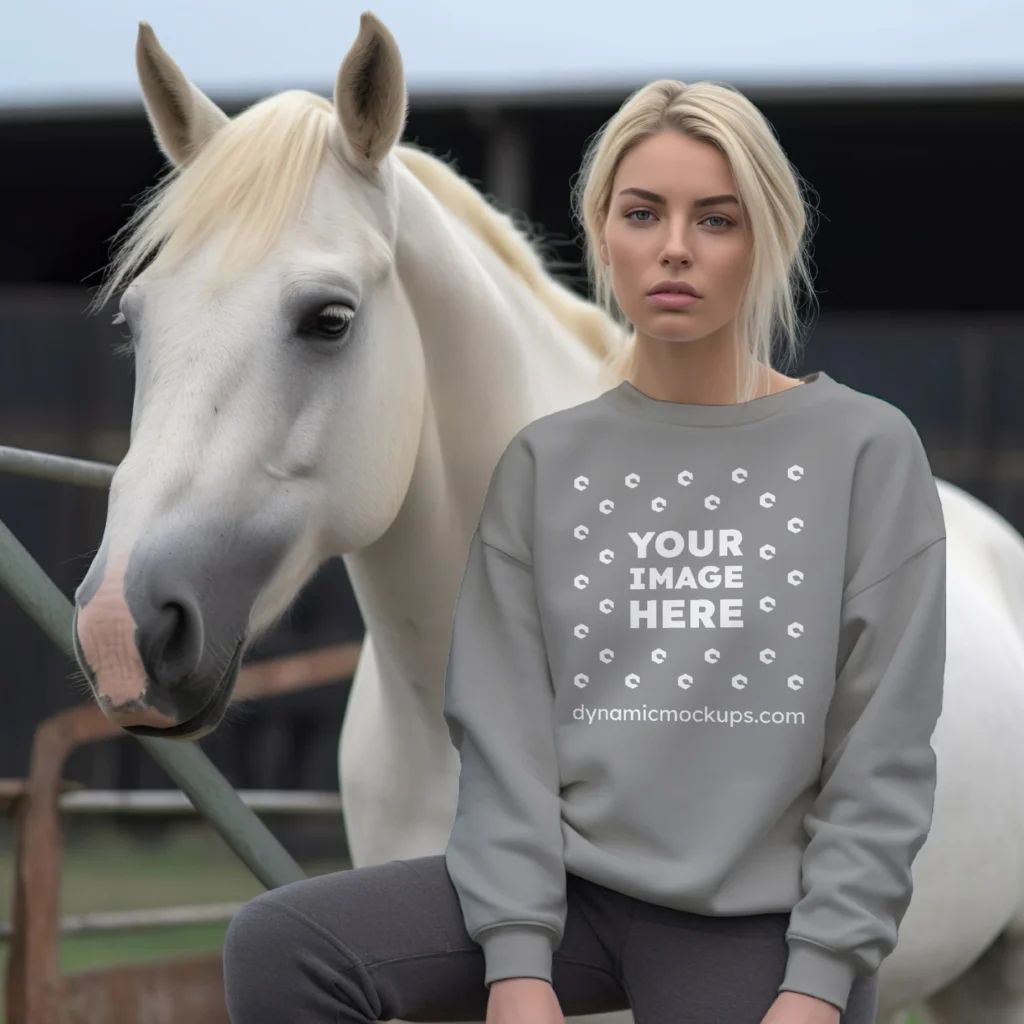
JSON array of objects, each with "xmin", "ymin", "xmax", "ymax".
[
  {"xmin": 3, "ymin": 95, "xmax": 1021, "ymax": 307},
  {"xmin": 0, "ymin": 90, "xmax": 1021, "ymax": 795}
]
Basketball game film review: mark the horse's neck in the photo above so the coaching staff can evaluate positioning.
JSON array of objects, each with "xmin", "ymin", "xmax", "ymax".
[
  {"xmin": 391, "ymin": 160, "xmax": 603, "ymax": 475},
  {"xmin": 342, "ymin": 163, "xmax": 604, "ymax": 711}
]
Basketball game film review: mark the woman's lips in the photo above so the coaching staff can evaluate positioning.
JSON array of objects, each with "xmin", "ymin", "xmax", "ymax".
[{"xmin": 647, "ymin": 292, "xmax": 699, "ymax": 309}]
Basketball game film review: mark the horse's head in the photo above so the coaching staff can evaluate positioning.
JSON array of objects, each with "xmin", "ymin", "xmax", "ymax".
[{"xmin": 74, "ymin": 14, "xmax": 423, "ymax": 739}]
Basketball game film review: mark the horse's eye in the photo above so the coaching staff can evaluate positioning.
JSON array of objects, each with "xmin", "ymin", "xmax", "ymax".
[{"xmin": 308, "ymin": 304, "xmax": 353, "ymax": 340}]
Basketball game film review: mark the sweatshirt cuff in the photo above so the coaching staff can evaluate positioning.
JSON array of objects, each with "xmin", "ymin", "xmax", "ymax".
[
  {"xmin": 476, "ymin": 924, "xmax": 558, "ymax": 987},
  {"xmin": 780, "ymin": 939, "xmax": 859, "ymax": 1012}
]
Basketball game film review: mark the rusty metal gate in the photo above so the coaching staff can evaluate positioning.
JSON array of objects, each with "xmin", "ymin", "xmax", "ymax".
[{"xmin": 0, "ymin": 444, "xmax": 358, "ymax": 1024}]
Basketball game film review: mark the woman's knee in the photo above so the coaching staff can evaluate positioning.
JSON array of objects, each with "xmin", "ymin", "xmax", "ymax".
[
  {"xmin": 224, "ymin": 891, "xmax": 283, "ymax": 979},
  {"xmin": 223, "ymin": 887, "xmax": 348, "ymax": 1021}
]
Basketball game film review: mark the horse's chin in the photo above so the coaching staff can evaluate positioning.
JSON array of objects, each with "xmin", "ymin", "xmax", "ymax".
[{"xmin": 122, "ymin": 636, "xmax": 246, "ymax": 742}]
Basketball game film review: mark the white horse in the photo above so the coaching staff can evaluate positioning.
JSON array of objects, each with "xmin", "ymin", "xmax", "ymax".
[{"xmin": 76, "ymin": 13, "xmax": 1024, "ymax": 1024}]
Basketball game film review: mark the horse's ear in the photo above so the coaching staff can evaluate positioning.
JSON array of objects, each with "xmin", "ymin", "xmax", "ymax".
[
  {"xmin": 136, "ymin": 22, "xmax": 229, "ymax": 166},
  {"xmin": 334, "ymin": 12, "xmax": 407, "ymax": 173}
]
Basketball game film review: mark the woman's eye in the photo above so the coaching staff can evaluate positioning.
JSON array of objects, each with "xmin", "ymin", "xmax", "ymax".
[
  {"xmin": 702, "ymin": 215, "xmax": 732, "ymax": 229},
  {"xmin": 307, "ymin": 304, "xmax": 354, "ymax": 340},
  {"xmin": 626, "ymin": 209, "xmax": 654, "ymax": 222}
]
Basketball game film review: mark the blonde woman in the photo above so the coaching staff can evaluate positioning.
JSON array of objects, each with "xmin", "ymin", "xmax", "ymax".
[{"xmin": 223, "ymin": 79, "xmax": 945, "ymax": 1024}]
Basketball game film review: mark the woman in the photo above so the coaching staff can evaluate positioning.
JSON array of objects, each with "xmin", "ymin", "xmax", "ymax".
[{"xmin": 223, "ymin": 78, "xmax": 945, "ymax": 1024}]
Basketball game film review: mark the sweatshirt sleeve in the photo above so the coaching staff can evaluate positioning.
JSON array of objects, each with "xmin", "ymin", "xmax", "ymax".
[
  {"xmin": 780, "ymin": 413, "xmax": 947, "ymax": 1011},
  {"xmin": 442, "ymin": 432, "xmax": 566, "ymax": 987}
]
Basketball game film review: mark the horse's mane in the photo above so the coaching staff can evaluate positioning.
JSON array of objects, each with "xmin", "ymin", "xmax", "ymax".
[
  {"xmin": 394, "ymin": 144, "xmax": 618, "ymax": 362},
  {"xmin": 92, "ymin": 89, "xmax": 620, "ymax": 363}
]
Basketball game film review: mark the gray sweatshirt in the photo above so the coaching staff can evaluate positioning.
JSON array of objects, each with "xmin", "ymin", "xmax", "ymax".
[{"xmin": 442, "ymin": 370, "xmax": 946, "ymax": 1012}]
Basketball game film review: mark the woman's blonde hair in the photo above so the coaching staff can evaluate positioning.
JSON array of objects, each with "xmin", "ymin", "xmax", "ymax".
[{"xmin": 571, "ymin": 79, "xmax": 819, "ymax": 402}]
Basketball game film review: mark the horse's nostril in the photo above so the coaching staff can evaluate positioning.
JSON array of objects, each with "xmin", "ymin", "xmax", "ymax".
[
  {"xmin": 137, "ymin": 596, "xmax": 204, "ymax": 690},
  {"xmin": 160, "ymin": 601, "xmax": 190, "ymax": 662}
]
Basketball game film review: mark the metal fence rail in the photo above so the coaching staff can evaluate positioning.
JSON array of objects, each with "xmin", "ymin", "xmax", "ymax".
[
  {"xmin": 0, "ymin": 786, "xmax": 344, "ymax": 942},
  {"xmin": 58, "ymin": 789, "xmax": 341, "ymax": 815},
  {"xmin": 0, "ymin": 902, "xmax": 247, "ymax": 940},
  {"xmin": 0, "ymin": 445, "xmax": 116, "ymax": 489},
  {"xmin": 0, "ymin": 446, "xmax": 307, "ymax": 891}
]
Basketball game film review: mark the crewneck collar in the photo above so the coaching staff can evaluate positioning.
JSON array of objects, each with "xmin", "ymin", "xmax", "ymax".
[{"xmin": 599, "ymin": 371, "xmax": 832, "ymax": 427}]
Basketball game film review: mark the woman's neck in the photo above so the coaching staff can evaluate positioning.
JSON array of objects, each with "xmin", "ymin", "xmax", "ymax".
[{"xmin": 625, "ymin": 330, "xmax": 801, "ymax": 406}]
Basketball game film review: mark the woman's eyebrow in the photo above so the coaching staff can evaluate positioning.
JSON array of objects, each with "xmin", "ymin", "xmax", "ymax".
[{"xmin": 617, "ymin": 187, "xmax": 740, "ymax": 209}]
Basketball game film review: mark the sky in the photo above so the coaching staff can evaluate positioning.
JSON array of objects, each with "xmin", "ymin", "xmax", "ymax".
[{"xmin": 3, "ymin": 0, "xmax": 1022, "ymax": 111}]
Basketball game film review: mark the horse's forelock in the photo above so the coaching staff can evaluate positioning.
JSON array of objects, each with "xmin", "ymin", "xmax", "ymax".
[{"xmin": 94, "ymin": 90, "xmax": 336, "ymax": 311}]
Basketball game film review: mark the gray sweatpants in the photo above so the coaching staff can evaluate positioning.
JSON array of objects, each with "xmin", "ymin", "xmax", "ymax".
[{"xmin": 222, "ymin": 854, "xmax": 879, "ymax": 1022}]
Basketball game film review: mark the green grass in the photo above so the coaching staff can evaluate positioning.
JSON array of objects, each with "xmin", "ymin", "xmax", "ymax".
[
  {"xmin": 53, "ymin": 921, "xmax": 231, "ymax": 973},
  {"xmin": 0, "ymin": 823, "xmax": 349, "ymax": 1022}
]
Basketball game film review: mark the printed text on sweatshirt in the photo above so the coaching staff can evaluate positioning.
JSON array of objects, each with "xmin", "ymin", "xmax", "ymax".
[{"xmin": 442, "ymin": 371, "xmax": 946, "ymax": 1012}]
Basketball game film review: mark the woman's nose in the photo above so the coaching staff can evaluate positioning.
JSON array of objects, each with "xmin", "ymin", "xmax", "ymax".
[{"xmin": 659, "ymin": 222, "xmax": 692, "ymax": 265}]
